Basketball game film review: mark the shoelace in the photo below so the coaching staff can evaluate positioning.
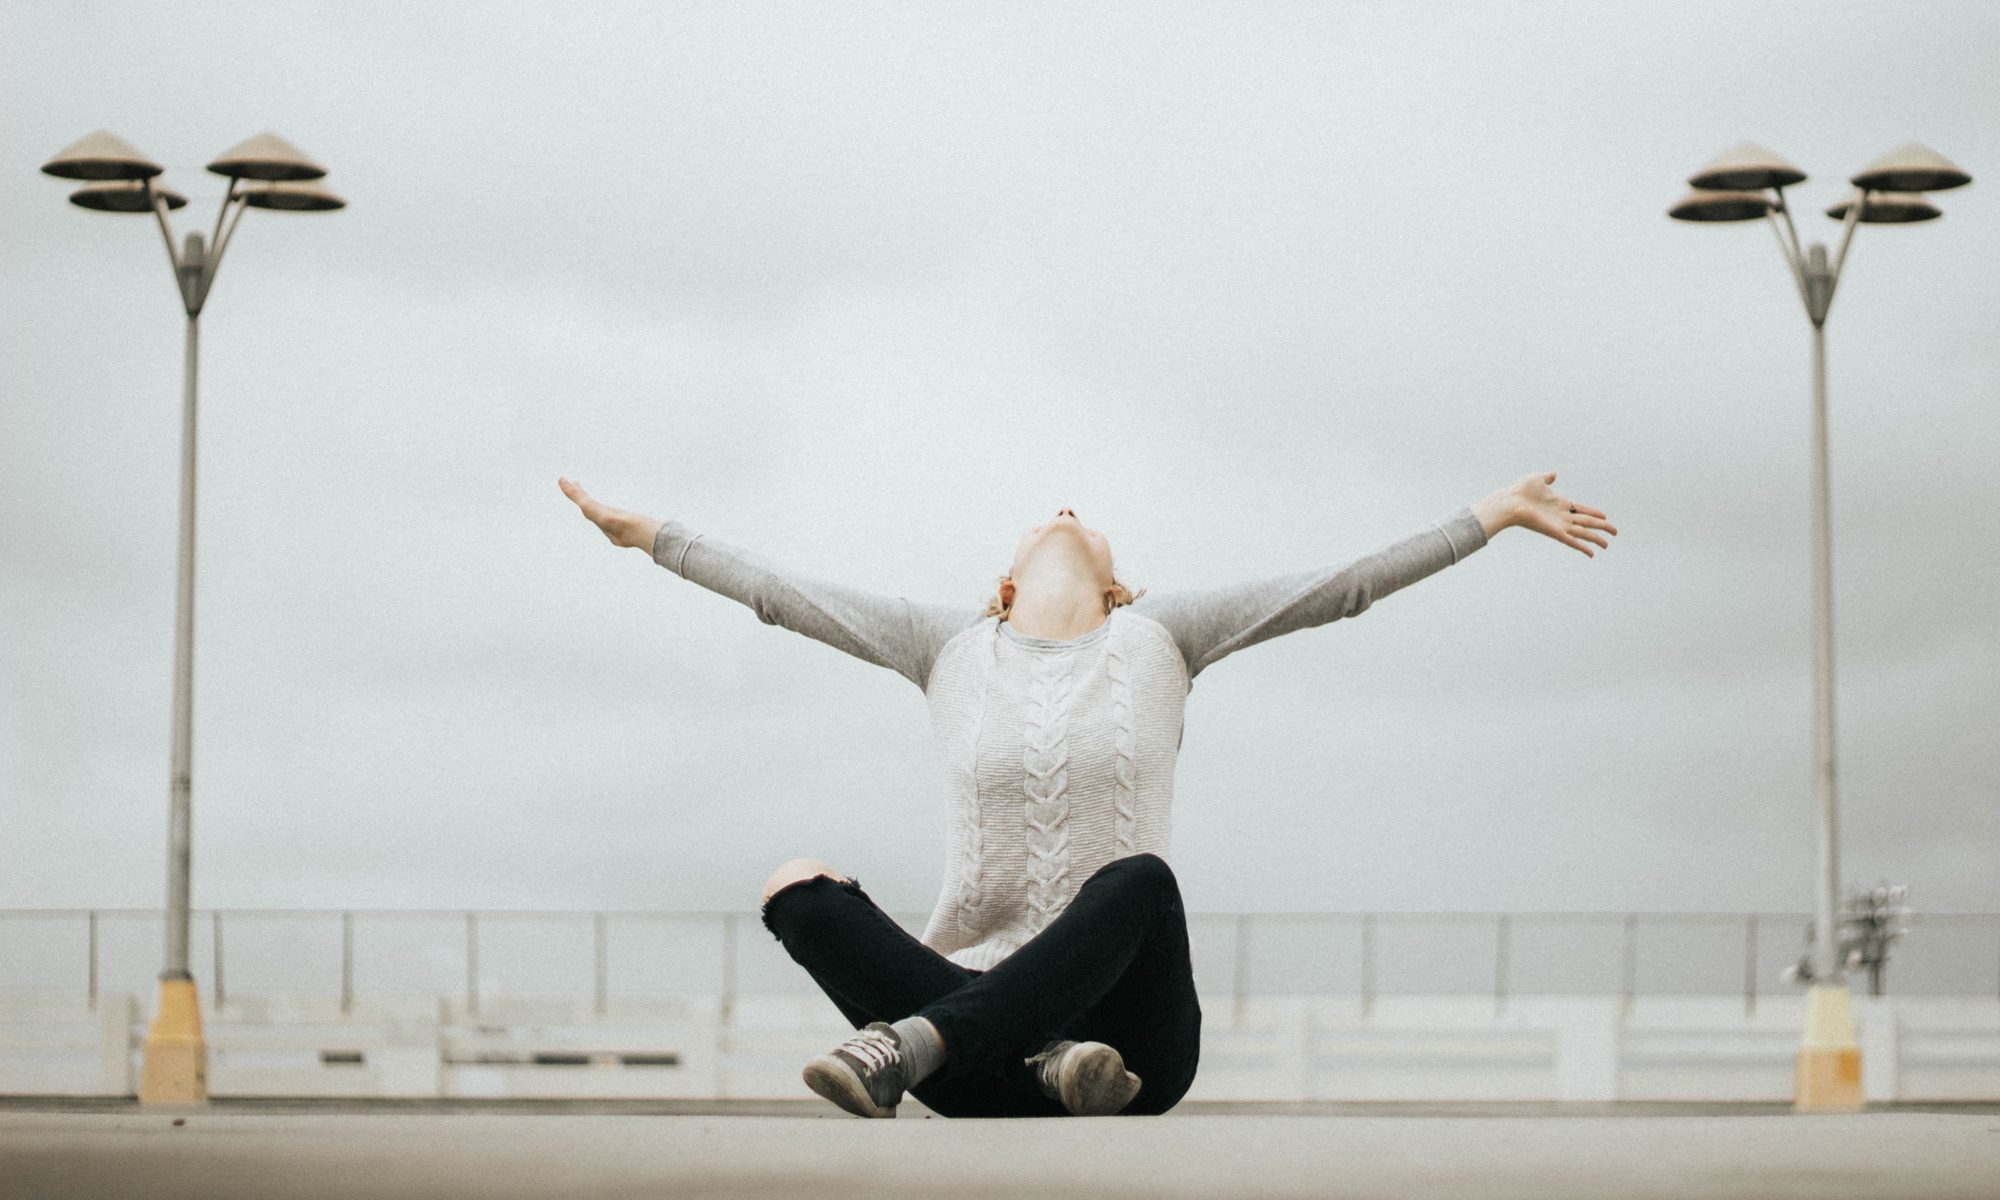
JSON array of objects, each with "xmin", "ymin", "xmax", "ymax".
[
  {"xmin": 837, "ymin": 1028, "xmax": 899, "ymax": 1074},
  {"xmin": 1026, "ymin": 1040, "xmax": 1072, "ymax": 1094}
]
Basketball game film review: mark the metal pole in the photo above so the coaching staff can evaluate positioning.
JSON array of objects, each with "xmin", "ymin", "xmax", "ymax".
[
  {"xmin": 1359, "ymin": 914, "xmax": 1375, "ymax": 1017},
  {"xmin": 1806, "ymin": 263, "xmax": 1843, "ymax": 986},
  {"xmin": 593, "ymin": 912, "xmax": 608, "ymax": 1017},
  {"xmin": 161, "ymin": 307, "xmax": 200, "ymax": 987},
  {"xmin": 1231, "ymin": 914, "xmax": 1249, "ymax": 1025},
  {"xmin": 465, "ymin": 912, "xmax": 479, "ymax": 1017},
  {"xmin": 720, "ymin": 914, "xmax": 737, "ymax": 1026},
  {"xmin": 1620, "ymin": 913, "xmax": 1637, "ymax": 1016},
  {"xmin": 1744, "ymin": 914, "xmax": 1759, "ymax": 1016},
  {"xmin": 211, "ymin": 910, "xmax": 224, "ymax": 1010},
  {"xmin": 340, "ymin": 912, "xmax": 354, "ymax": 1015}
]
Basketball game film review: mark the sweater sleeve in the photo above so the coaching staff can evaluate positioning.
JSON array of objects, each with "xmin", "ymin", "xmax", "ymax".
[
  {"xmin": 1128, "ymin": 507, "xmax": 1490, "ymax": 681},
  {"xmin": 651, "ymin": 520, "xmax": 984, "ymax": 692}
]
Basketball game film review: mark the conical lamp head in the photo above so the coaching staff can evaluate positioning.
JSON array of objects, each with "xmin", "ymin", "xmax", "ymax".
[
  {"xmin": 207, "ymin": 132, "xmax": 327, "ymax": 181},
  {"xmin": 68, "ymin": 179, "xmax": 188, "ymax": 213},
  {"xmin": 42, "ymin": 130, "xmax": 163, "ymax": 180},
  {"xmin": 240, "ymin": 178, "xmax": 346, "ymax": 212},
  {"xmin": 1825, "ymin": 191, "xmax": 1941, "ymax": 224},
  {"xmin": 1687, "ymin": 142, "xmax": 1806, "ymax": 191},
  {"xmin": 1851, "ymin": 143, "xmax": 1971, "ymax": 193},
  {"xmin": 1668, "ymin": 188, "xmax": 1774, "ymax": 222}
]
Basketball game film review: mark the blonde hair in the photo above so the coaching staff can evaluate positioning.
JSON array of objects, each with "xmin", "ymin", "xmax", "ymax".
[{"xmin": 983, "ymin": 576, "xmax": 1146, "ymax": 621}]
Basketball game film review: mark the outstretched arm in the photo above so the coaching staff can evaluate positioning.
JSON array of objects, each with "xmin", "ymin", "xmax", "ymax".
[
  {"xmin": 1130, "ymin": 471, "xmax": 1615, "ymax": 681},
  {"xmin": 559, "ymin": 477, "xmax": 981, "ymax": 691}
]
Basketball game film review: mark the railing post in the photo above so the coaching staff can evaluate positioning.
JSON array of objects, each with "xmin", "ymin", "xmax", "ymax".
[
  {"xmin": 212, "ymin": 910, "xmax": 225, "ymax": 1011},
  {"xmin": 1232, "ymin": 913, "xmax": 1249, "ymax": 1026},
  {"xmin": 87, "ymin": 910, "xmax": 100, "ymax": 1009},
  {"xmin": 33, "ymin": 904, "xmax": 1969, "ymax": 1032},
  {"xmin": 465, "ymin": 911, "xmax": 479, "ymax": 1018},
  {"xmin": 594, "ymin": 912, "xmax": 608, "ymax": 1017},
  {"xmin": 1743, "ymin": 914, "xmax": 1759, "ymax": 1017},
  {"xmin": 1621, "ymin": 913, "xmax": 1637, "ymax": 1017},
  {"xmin": 720, "ymin": 913, "xmax": 738, "ymax": 1026},
  {"xmin": 1360, "ymin": 913, "xmax": 1376, "ymax": 1018},
  {"xmin": 340, "ymin": 911, "xmax": 354, "ymax": 1016}
]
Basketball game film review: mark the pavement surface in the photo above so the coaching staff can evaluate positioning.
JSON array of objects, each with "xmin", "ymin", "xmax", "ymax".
[{"xmin": 4, "ymin": 1100, "xmax": 1999, "ymax": 1199}]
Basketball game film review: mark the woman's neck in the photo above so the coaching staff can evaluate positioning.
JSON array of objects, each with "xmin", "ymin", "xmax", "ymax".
[{"xmin": 1006, "ymin": 578, "xmax": 1107, "ymax": 641}]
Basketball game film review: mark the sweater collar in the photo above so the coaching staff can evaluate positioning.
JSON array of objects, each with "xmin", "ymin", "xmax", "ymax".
[{"xmin": 996, "ymin": 610, "xmax": 1113, "ymax": 650}]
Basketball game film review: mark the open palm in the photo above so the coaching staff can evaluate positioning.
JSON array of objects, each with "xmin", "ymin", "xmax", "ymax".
[
  {"xmin": 559, "ymin": 476, "xmax": 660, "ymax": 552},
  {"xmin": 1514, "ymin": 471, "xmax": 1616, "ymax": 557}
]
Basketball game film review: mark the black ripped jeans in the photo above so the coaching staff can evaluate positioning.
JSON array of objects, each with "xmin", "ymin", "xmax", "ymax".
[{"xmin": 760, "ymin": 852, "xmax": 1203, "ymax": 1117}]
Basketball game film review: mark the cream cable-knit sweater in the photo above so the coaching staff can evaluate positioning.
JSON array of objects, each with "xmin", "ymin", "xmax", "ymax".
[{"xmin": 653, "ymin": 508, "xmax": 1489, "ymax": 970}]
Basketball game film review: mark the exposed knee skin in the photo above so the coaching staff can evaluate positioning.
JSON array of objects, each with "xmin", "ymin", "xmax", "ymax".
[{"xmin": 760, "ymin": 857, "xmax": 848, "ymax": 905}]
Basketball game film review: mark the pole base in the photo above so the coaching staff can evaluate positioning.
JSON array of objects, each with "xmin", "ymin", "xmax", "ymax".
[
  {"xmin": 138, "ymin": 977, "xmax": 209, "ymax": 1105},
  {"xmin": 1793, "ymin": 982, "xmax": 1862, "ymax": 1112}
]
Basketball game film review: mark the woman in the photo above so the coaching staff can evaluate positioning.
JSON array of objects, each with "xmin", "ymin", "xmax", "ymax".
[{"xmin": 558, "ymin": 472, "xmax": 1614, "ymax": 1118}]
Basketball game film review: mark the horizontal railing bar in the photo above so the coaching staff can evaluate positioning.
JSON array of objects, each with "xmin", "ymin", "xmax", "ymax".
[{"xmin": 2, "ymin": 907, "xmax": 1993, "ymax": 920}]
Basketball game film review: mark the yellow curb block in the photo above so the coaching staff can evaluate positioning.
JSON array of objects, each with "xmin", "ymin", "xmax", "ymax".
[{"xmin": 138, "ymin": 977, "xmax": 208, "ymax": 1105}]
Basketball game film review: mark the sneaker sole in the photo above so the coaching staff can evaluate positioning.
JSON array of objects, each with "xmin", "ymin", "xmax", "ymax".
[
  {"xmin": 1060, "ymin": 1042, "xmax": 1142, "ymax": 1116},
  {"xmin": 803, "ymin": 1054, "xmax": 898, "ymax": 1119}
]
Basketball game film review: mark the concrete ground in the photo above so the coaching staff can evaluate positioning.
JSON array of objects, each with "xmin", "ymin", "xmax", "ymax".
[{"xmin": 4, "ymin": 1099, "xmax": 1998, "ymax": 1199}]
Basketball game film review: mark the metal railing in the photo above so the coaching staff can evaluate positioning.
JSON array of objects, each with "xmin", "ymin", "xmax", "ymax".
[{"xmin": 4, "ymin": 908, "xmax": 1998, "ymax": 1020}]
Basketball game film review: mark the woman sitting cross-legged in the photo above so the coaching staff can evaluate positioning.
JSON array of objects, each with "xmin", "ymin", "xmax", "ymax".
[{"xmin": 559, "ymin": 472, "xmax": 1614, "ymax": 1117}]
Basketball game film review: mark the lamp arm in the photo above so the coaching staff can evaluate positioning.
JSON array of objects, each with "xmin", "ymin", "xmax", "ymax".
[
  {"xmin": 1765, "ymin": 208, "xmax": 1811, "ymax": 313},
  {"xmin": 146, "ymin": 180, "xmax": 182, "ymax": 276},
  {"xmin": 1774, "ymin": 186, "xmax": 1809, "ymax": 271},
  {"xmin": 198, "ymin": 193, "xmax": 250, "ymax": 309},
  {"xmin": 1828, "ymin": 186, "xmax": 1865, "ymax": 299},
  {"xmin": 207, "ymin": 177, "xmax": 238, "ymax": 261}
]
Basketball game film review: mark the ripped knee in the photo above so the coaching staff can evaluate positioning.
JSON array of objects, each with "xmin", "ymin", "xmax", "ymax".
[
  {"xmin": 759, "ymin": 858, "xmax": 847, "ymax": 905},
  {"xmin": 758, "ymin": 867, "xmax": 862, "ymax": 942}
]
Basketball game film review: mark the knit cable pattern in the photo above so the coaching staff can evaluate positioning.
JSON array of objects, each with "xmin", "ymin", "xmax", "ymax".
[
  {"xmin": 1106, "ymin": 619, "xmax": 1138, "ymax": 855},
  {"xmin": 952, "ymin": 624, "xmax": 1000, "ymax": 938},
  {"xmin": 1021, "ymin": 646, "xmax": 1077, "ymax": 933}
]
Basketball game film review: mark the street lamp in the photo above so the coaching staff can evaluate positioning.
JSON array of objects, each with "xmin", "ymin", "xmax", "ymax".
[
  {"xmin": 1668, "ymin": 142, "xmax": 1971, "ymax": 1112},
  {"xmin": 41, "ymin": 130, "xmax": 344, "ymax": 1106}
]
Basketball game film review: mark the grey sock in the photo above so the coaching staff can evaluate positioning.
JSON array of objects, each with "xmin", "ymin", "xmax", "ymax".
[{"xmin": 889, "ymin": 1015, "xmax": 945, "ymax": 1086}]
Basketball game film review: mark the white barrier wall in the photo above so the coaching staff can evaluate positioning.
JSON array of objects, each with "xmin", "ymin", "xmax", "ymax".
[{"xmin": 5, "ymin": 991, "xmax": 1998, "ymax": 1103}]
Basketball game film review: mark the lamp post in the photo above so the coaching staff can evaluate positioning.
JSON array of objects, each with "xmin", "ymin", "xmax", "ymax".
[
  {"xmin": 1669, "ymin": 142, "xmax": 1971, "ymax": 1112},
  {"xmin": 41, "ymin": 131, "xmax": 344, "ymax": 1106}
]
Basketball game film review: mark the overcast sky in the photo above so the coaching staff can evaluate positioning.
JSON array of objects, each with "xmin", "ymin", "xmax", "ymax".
[{"xmin": 3, "ymin": 0, "xmax": 1996, "ymax": 925}]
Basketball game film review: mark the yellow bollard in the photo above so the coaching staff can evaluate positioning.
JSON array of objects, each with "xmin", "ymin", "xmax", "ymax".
[
  {"xmin": 1793, "ymin": 982, "xmax": 1863, "ymax": 1111},
  {"xmin": 138, "ymin": 977, "xmax": 209, "ymax": 1105}
]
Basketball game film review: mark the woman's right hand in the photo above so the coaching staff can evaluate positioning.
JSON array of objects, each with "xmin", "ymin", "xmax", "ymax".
[{"xmin": 559, "ymin": 476, "xmax": 663, "ymax": 552}]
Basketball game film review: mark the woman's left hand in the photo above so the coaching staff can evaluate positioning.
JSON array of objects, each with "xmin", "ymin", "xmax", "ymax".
[{"xmin": 1480, "ymin": 471, "xmax": 1617, "ymax": 557}]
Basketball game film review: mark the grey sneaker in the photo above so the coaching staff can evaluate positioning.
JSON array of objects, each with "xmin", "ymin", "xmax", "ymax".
[
  {"xmin": 803, "ymin": 1021, "xmax": 907, "ymax": 1118},
  {"xmin": 1026, "ymin": 1039, "xmax": 1142, "ymax": 1116}
]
